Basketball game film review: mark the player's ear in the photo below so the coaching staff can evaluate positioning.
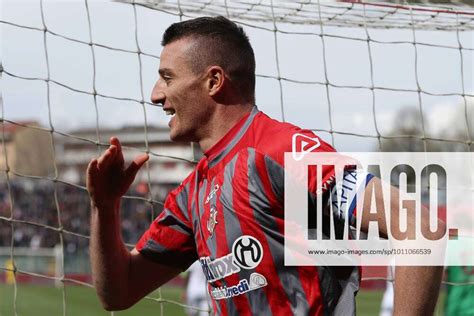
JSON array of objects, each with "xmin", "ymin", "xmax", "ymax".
[{"xmin": 207, "ymin": 66, "xmax": 225, "ymax": 97}]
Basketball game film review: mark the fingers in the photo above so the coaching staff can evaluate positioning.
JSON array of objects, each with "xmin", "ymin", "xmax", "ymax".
[
  {"xmin": 133, "ymin": 153, "xmax": 150, "ymax": 167},
  {"xmin": 89, "ymin": 136, "xmax": 149, "ymax": 195},
  {"xmin": 110, "ymin": 137, "xmax": 122, "ymax": 152},
  {"xmin": 86, "ymin": 159, "xmax": 99, "ymax": 194},
  {"xmin": 97, "ymin": 145, "xmax": 117, "ymax": 170},
  {"xmin": 124, "ymin": 153, "xmax": 149, "ymax": 187},
  {"xmin": 110, "ymin": 137, "xmax": 125, "ymax": 167},
  {"xmin": 126, "ymin": 153, "xmax": 149, "ymax": 175},
  {"xmin": 95, "ymin": 137, "xmax": 124, "ymax": 170},
  {"xmin": 87, "ymin": 159, "xmax": 99, "ymax": 178}
]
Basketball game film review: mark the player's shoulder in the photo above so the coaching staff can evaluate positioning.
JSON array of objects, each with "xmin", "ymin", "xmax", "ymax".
[
  {"xmin": 167, "ymin": 158, "xmax": 205, "ymax": 199},
  {"xmin": 250, "ymin": 110, "xmax": 334, "ymax": 165}
]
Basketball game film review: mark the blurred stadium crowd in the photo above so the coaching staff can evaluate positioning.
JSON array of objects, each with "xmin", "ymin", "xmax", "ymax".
[{"xmin": 0, "ymin": 179, "xmax": 160, "ymax": 253}]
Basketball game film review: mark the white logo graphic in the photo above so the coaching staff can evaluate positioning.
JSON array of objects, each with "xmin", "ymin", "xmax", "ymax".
[
  {"xmin": 200, "ymin": 235, "xmax": 265, "ymax": 283},
  {"xmin": 249, "ymin": 272, "xmax": 267, "ymax": 290},
  {"xmin": 292, "ymin": 133, "xmax": 321, "ymax": 161},
  {"xmin": 284, "ymin": 152, "xmax": 473, "ymax": 266},
  {"xmin": 232, "ymin": 235, "xmax": 263, "ymax": 269},
  {"xmin": 205, "ymin": 184, "xmax": 220, "ymax": 204},
  {"xmin": 210, "ymin": 273, "xmax": 268, "ymax": 300},
  {"xmin": 207, "ymin": 206, "xmax": 218, "ymax": 237}
]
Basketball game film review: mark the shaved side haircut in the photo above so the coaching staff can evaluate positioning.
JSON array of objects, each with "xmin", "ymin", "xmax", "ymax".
[{"xmin": 162, "ymin": 16, "xmax": 256, "ymax": 103}]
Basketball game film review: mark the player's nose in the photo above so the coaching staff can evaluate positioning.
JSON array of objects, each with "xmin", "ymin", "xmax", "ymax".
[{"xmin": 151, "ymin": 80, "xmax": 165, "ymax": 106}]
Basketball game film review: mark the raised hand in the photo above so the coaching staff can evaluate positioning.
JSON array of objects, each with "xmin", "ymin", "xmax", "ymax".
[{"xmin": 87, "ymin": 137, "xmax": 149, "ymax": 209}]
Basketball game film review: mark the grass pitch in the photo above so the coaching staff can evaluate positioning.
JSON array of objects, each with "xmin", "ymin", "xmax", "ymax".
[
  {"xmin": 0, "ymin": 284, "xmax": 188, "ymax": 316},
  {"xmin": 0, "ymin": 284, "xmax": 445, "ymax": 315}
]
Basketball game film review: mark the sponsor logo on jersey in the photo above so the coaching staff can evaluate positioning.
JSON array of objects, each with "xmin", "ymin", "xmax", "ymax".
[
  {"xmin": 205, "ymin": 184, "xmax": 220, "ymax": 204},
  {"xmin": 292, "ymin": 133, "xmax": 321, "ymax": 161},
  {"xmin": 210, "ymin": 273, "xmax": 268, "ymax": 300},
  {"xmin": 207, "ymin": 205, "xmax": 218, "ymax": 237},
  {"xmin": 232, "ymin": 235, "xmax": 263, "ymax": 269},
  {"xmin": 199, "ymin": 235, "xmax": 264, "ymax": 283}
]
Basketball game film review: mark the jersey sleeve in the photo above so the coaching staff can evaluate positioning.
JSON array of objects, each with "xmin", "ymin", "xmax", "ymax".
[{"xmin": 135, "ymin": 182, "xmax": 197, "ymax": 271}]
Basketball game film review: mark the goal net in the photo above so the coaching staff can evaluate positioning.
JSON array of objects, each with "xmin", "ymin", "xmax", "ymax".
[
  {"xmin": 1, "ymin": 0, "xmax": 473, "ymax": 314},
  {"xmin": 0, "ymin": 246, "xmax": 63, "ymax": 287}
]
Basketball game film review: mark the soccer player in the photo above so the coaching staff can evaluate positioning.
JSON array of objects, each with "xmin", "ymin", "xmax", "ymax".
[{"xmin": 87, "ymin": 16, "xmax": 444, "ymax": 315}]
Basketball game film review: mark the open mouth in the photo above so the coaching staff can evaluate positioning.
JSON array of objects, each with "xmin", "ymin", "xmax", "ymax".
[{"xmin": 164, "ymin": 109, "xmax": 176, "ymax": 117}]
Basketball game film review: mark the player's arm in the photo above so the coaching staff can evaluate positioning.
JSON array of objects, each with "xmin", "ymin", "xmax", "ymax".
[
  {"xmin": 360, "ymin": 177, "xmax": 444, "ymax": 316},
  {"xmin": 87, "ymin": 137, "xmax": 181, "ymax": 310}
]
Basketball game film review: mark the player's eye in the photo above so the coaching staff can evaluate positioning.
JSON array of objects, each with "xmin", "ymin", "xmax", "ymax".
[
  {"xmin": 162, "ymin": 75, "xmax": 172, "ymax": 83},
  {"xmin": 159, "ymin": 72, "xmax": 173, "ymax": 85}
]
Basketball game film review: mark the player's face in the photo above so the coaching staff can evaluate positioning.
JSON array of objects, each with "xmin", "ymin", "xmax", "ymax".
[{"xmin": 151, "ymin": 38, "xmax": 212, "ymax": 142}]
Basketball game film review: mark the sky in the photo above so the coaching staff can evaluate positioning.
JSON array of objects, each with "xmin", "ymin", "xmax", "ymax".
[{"xmin": 1, "ymin": 0, "xmax": 473, "ymax": 152}]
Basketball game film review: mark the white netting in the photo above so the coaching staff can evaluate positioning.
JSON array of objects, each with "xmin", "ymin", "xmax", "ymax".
[
  {"xmin": 0, "ymin": 0, "xmax": 473, "ymax": 315},
  {"xmin": 121, "ymin": 0, "xmax": 474, "ymax": 31}
]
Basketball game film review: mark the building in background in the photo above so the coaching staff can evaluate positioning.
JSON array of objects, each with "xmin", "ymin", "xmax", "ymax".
[
  {"xmin": 54, "ymin": 125, "xmax": 199, "ymax": 196},
  {"xmin": 0, "ymin": 123, "xmax": 200, "ymax": 254},
  {"xmin": 0, "ymin": 120, "xmax": 55, "ymax": 179}
]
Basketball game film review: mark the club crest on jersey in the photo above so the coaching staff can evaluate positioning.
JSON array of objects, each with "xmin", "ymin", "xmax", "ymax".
[
  {"xmin": 292, "ymin": 133, "xmax": 321, "ymax": 161},
  {"xmin": 205, "ymin": 184, "xmax": 220, "ymax": 204},
  {"xmin": 207, "ymin": 205, "xmax": 218, "ymax": 237}
]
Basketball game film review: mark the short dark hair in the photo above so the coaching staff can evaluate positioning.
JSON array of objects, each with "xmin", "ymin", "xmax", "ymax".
[{"xmin": 162, "ymin": 16, "xmax": 256, "ymax": 103}]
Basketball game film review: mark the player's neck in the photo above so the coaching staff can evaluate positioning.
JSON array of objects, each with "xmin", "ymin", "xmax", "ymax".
[{"xmin": 198, "ymin": 103, "xmax": 253, "ymax": 152}]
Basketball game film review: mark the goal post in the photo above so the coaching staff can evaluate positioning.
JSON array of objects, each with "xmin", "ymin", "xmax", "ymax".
[{"xmin": 0, "ymin": 0, "xmax": 473, "ymax": 314}]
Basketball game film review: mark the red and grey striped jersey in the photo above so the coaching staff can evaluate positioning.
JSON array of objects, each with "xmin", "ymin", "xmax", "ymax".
[{"xmin": 136, "ymin": 106, "xmax": 363, "ymax": 315}]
